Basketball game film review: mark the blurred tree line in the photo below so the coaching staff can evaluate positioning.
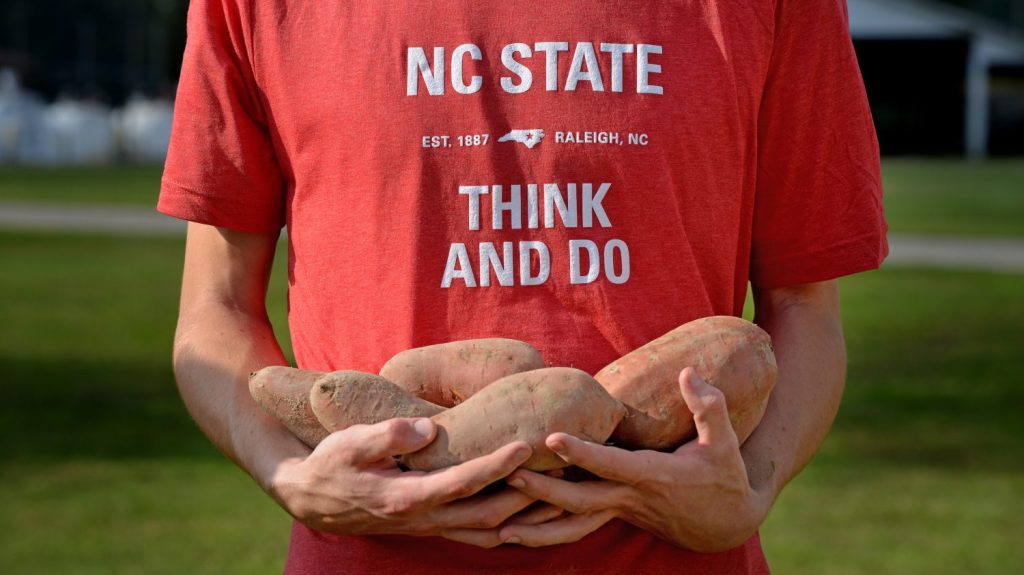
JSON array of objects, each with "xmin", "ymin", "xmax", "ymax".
[
  {"xmin": 937, "ymin": 0, "xmax": 1024, "ymax": 30},
  {"xmin": 0, "ymin": 0, "xmax": 1022, "ymax": 106},
  {"xmin": 0, "ymin": 0, "xmax": 187, "ymax": 104}
]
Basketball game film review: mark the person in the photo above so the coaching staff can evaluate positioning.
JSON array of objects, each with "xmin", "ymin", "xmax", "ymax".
[{"xmin": 157, "ymin": 0, "xmax": 887, "ymax": 573}]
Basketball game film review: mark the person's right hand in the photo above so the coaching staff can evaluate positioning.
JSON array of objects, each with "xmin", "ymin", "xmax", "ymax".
[{"xmin": 267, "ymin": 417, "xmax": 536, "ymax": 547}]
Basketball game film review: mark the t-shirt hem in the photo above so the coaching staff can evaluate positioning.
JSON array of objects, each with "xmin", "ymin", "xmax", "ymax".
[
  {"xmin": 750, "ymin": 229, "xmax": 889, "ymax": 289},
  {"xmin": 157, "ymin": 178, "xmax": 285, "ymax": 234}
]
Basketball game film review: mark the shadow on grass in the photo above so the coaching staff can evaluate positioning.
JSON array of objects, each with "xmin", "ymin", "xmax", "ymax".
[
  {"xmin": 828, "ymin": 379, "xmax": 1024, "ymax": 473},
  {"xmin": 0, "ymin": 356, "xmax": 221, "ymax": 461},
  {"xmin": 830, "ymin": 268, "xmax": 1024, "ymax": 474}
]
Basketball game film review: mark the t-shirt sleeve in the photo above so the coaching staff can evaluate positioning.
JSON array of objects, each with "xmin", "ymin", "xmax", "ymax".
[
  {"xmin": 157, "ymin": 0, "xmax": 285, "ymax": 234},
  {"xmin": 750, "ymin": 0, "xmax": 888, "ymax": 289}
]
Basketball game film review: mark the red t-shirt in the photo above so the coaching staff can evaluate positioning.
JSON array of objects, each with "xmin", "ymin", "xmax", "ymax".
[{"xmin": 159, "ymin": 0, "xmax": 887, "ymax": 573}]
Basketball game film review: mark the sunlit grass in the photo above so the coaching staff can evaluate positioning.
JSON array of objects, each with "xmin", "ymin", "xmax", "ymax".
[
  {"xmin": 0, "ymin": 166, "xmax": 163, "ymax": 206},
  {"xmin": 881, "ymin": 158, "xmax": 1024, "ymax": 236}
]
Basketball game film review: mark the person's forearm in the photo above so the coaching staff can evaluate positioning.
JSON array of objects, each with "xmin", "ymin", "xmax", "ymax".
[
  {"xmin": 173, "ymin": 302, "xmax": 310, "ymax": 491},
  {"xmin": 743, "ymin": 285, "xmax": 847, "ymax": 501}
]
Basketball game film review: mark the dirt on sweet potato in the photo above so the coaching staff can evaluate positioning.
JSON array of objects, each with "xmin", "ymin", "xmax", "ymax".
[
  {"xmin": 596, "ymin": 316, "xmax": 777, "ymax": 451},
  {"xmin": 399, "ymin": 367, "xmax": 626, "ymax": 472},
  {"xmin": 380, "ymin": 338, "xmax": 545, "ymax": 407}
]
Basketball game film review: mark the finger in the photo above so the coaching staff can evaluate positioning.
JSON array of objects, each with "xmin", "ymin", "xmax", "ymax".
[
  {"xmin": 340, "ymin": 418, "xmax": 436, "ymax": 463},
  {"xmin": 431, "ymin": 487, "xmax": 536, "ymax": 529},
  {"xmin": 506, "ymin": 470, "xmax": 624, "ymax": 514},
  {"xmin": 440, "ymin": 528, "xmax": 504, "ymax": 549},
  {"xmin": 679, "ymin": 367, "xmax": 737, "ymax": 448},
  {"xmin": 507, "ymin": 503, "xmax": 566, "ymax": 526},
  {"xmin": 543, "ymin": 433, "xmax": 644, "ymax": 484},
  {"xmin": 500, "ymin": 509, "xmax": 617, "ymax": 547},
  {"xmin": 402, "ymin": 441, "xmax": 533, "ymax": 506}
]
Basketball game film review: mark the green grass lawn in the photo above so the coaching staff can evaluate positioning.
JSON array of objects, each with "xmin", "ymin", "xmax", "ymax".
[
  {"xmin": 762, "ymin": 267, "xmax": 1024, "ymax": 574},
  {"xmin": 0, "ymin": 233, "xmax": 292, "ymax": 575},
  {"xmin": 0, "ymin": 231, "xmax": 1021, "ymax": 574},
  {"xmin": 1, "ymin": 159, "xmax": 1022, "ymax": 236},
  {"xmin": 0, "ymin": 166, "xmax": 164, "ymax": 206},
  {"xmin": 881, "ymin": 159, "xmax": 1024, "ymax": 237}
]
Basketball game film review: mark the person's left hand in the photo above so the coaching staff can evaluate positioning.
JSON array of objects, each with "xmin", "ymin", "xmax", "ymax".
[{"xmin": 443, "ymin": 368, "xmax": 773, "ymax": 551}]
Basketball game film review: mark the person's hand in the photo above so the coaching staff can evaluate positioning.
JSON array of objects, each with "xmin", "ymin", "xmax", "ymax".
[
  {"xmin": 267, "ymin": 417, "xmax": 536, "ymax": 548},
  {"xmin": 490, "ymin": 368, "xmax": 773, "ymax": 551}
]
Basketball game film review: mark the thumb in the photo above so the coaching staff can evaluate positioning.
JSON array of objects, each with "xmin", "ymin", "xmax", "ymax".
[
  {"xmin": 679, "ymin": 367, "xmax": 736, "ymax": 448},
  {"xmin": 344, "ymin": 418, "xmax": 437, "ymax": 462}
]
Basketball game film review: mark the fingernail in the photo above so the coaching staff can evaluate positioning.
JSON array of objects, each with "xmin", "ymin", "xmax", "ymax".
[
  {"xmin": 412, "ymin": 418, "xmax": 433, "ymax": 437},
  {"xmin": 505, "ymin": 535, "xmax": 521, "ymax": 545},
  {"xmin": 508, "ymin": 477, "xmax": 526, "ymax": 489},
  {"xmin": 549, "ymin": 440, "xmax": 565, "ymax": 453}
]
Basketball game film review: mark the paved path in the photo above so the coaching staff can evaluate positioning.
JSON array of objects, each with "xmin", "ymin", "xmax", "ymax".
[
  {"xmin": 882, "ymin": 234, "xmax": 1024, "ymax": 274},
  {"xmin": 0, "ymin": 201, "xmax": 184, "ymax": 236},
  {"xmin": 2, "ymin": 201, "xmax": 1023, "ymax": 272}
]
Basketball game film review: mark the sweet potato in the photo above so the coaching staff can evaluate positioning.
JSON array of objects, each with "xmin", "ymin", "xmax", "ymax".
[
  {"xmin": 379, "ymin": 338, "xmax": 545, "ymax": 407},
  {"xmin": 249, "ymin": 366, "xmax": 329, "ymax": 448},
  {"xmin": 310, "ymin": 370, "xmax": 445, "ymax": 432},
  {"xmin": 400, "ymin": 367, "xmax": 626, "ymax": 472},
  {"xmin": 596, "ymin": 316, "xmax": 777, "ymax": 451}
]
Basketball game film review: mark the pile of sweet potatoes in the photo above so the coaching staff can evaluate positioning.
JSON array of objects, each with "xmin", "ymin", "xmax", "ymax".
[{"xmin": 249, "ymin": 317, "xmax": 777, "ymax": 471}]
